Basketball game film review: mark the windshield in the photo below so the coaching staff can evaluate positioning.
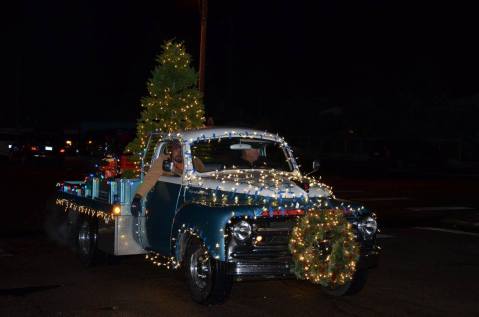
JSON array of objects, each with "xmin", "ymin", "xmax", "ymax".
[{"xmin": 190, "ymin": 138, "xmax": 294, "ymax": 172}]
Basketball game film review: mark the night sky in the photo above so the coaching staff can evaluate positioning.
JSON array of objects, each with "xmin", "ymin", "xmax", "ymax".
[{"xmin": 5, "ymin": 0, "xmax": 479, "ymax": 138}]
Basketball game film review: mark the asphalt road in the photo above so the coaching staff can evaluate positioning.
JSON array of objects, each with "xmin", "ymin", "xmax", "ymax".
[{"xmin": 1, "ymin": 159, "xmax": 479, "ymax": 316}]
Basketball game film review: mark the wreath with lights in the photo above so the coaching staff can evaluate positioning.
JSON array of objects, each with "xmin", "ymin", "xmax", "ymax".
[{"xmin": 289, "ymin": 208, "xmax": 360, "ymax": 287}]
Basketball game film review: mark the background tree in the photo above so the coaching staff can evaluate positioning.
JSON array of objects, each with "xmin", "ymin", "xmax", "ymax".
[{"xmin": 125, "ymin": 40, "xmax": 205, "ymax": 169}]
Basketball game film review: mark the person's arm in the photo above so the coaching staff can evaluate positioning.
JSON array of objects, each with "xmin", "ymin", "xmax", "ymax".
[
  {"xmin": 192, "ymin": 157, "xmax": 206, "ymax": 173},
  {"xmin": 135, "ymin": 153, "xmax": 169, "ymax": 197}
]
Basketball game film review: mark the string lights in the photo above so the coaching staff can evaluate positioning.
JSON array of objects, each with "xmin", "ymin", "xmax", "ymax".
[
  {"xmin": 44, "ymin": 24, "xmax": 380, "ymax": 287},
  {"xmin": 125, "ymin": 40, "xmax": 205, "ymax": 170},
  {"xmin": 289, "ymin": 208, "xmax": 360, "ymax": 286},
  {"xmin": 145, "ymin": 226, "xmax": 214, "ymax": 269},
  {"xmin": 55, "ymin": 198, "xmax": 113, "ymax": 224}
]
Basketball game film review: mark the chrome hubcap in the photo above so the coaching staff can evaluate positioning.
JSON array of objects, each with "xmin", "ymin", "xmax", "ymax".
[
  {"xmin": 78, "ymin": 221, "xmax": 95, "ymax": 255},
  {"xmin": 189, "ymin": 247, "xmax": 211, "ymax": 289}
]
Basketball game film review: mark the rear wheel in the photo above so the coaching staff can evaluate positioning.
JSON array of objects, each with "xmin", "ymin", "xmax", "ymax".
[
  {"xmin": 185, "ymin": 238, "xmax": 232, "ymax": 304},
  {"xmin": 321, "ymin": 268, "xmax": 368, "ymax": 296},
  {"xmin": 76, "ymin": 216, "xmax": 100, "ymax": 267}
]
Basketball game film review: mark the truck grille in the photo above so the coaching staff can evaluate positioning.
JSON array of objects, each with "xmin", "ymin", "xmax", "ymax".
[
  {"xmin": 227, "ymin": 215, "xmax": 376, "ymax": 278},
  {"xmin": 227, "ymin": 217, "xmax": 297, "ymax": 278}
]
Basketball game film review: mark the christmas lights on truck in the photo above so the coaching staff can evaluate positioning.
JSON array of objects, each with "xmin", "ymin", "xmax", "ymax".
[{"xmin": 53, "ymin": 127, "xmax": 379, "ymax": 304}]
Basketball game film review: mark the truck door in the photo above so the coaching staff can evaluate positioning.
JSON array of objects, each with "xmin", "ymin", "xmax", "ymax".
[{"xmin": 144, "ymin": 140, "xmax": 184, "ymax": 255}]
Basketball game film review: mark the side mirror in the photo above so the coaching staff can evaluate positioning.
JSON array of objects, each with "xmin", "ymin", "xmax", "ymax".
[
  {"xmin": 312, "ymin": 160, "xmax": 320, "ymax": 171},
  {"xmin": 162, "ymin": 159, "xmax": 174, "ymax": 172},
  {"xmin": 305, "ymin": 160, "xmax": 320, "ymax": 176}
]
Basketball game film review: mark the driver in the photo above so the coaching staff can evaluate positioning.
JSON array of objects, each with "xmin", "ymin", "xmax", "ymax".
[
  {"xmin": 233, "ymin": 146, "xmax": 267, "ymax": 169},
  {"xmin": 242, "ymin": 148, "xmax": 260, "ymax": 165}
]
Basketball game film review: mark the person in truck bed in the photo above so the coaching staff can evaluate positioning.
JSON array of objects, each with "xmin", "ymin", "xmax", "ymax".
[
  {"xmin": 135, "ymin": 141, "xmax": 183, "ymax": 197},
  {"xmin": 131, "ymin": 140, "xmax": 205, "ymax": 214}
]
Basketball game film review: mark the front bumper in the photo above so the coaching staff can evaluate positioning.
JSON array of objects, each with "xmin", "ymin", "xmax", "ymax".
[
  {"xmin": 228, "ymin": 260, "xmax": 292, "ymax": 280},
  {"xmin": 226, "ymin": 217, "xmax": 380, "ymax": 280},
  {"xmin": 228, "ymin": 247, "xmax": 379, "ymax": 280}
]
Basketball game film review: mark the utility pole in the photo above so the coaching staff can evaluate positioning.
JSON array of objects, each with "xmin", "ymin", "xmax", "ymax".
[
  {"xmin": 15, "ymin": 53, "xmax": 22, "ymax": 128},
  {"xmin": 198, "ymin": 0, "xmax": 208, "ymax": 94}
]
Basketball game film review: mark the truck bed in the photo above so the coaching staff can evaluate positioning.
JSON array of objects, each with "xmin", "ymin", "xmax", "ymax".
[{"xmin": 57, "ymin": 177, "xmax": 146, "ymax": 256}]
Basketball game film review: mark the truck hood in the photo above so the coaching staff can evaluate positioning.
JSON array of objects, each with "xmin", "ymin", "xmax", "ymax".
[{"xmin": 184, "ymin": 170, "xmax": 332, "ymax": 206}]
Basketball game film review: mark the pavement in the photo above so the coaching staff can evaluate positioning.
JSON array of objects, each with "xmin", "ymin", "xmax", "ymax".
[
  {"xmin": 1, "ymin": 160, "xmax": 479, "ymax": 316},
  {"xmin": 1, "ymin": 228, "xmax": 478, "ymax": 316}
]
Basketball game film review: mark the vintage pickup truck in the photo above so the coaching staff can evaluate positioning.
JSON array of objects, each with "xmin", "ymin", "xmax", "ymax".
[{"xmin": 54, "ymin": 127, "xmax": 379, "ymax": 304}]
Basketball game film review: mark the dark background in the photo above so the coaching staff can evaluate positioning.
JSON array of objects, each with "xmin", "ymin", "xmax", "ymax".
[
  {"xmin": 4, "ymin": 0, "xmax": 479, "ymax": 166},
  {"xmin": 2, "ymin": 3, "xmax": 479, "ymax": 315}
]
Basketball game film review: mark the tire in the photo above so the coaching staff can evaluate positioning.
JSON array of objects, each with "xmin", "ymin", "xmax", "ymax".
[
  {"xmin": 185, "ymin": 238, "xmax": 232, "ymax": 304},
  {"xmin": 76, "ymin": 216, "xmax": 101, "ymax": 267},
  {"xmin": 321, "ymin": 268, "xmax": 368, "ymax": 296}
]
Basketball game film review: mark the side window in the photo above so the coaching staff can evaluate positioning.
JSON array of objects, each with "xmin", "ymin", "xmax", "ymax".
[{"xmin": 164, "ymin": 140, "xmax": 184, "ymax": 177}]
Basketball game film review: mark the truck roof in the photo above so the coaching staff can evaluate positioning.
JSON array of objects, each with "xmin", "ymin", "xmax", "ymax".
[{"xmin": 165, "ymin": 127, "xmax": 286, "ymax": 144}]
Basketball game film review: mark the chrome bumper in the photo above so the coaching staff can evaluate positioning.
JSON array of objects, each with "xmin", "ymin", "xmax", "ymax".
[
  {"xmin": 228, "ymin": 250, "xmax": 379, "ymax": 280},
  {"xmin": 228, "ymin": 261, "xmax": 293, "ymax": 280},
  {"xmin": 226, "ymin": 217, "xmax": 380, "ymax": 280}
]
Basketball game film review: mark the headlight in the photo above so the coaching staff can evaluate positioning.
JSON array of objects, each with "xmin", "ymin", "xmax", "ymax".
[
  {"xmin": 232, "ymin": 220, "xmax": 252, "ymax": 241},
  {"xmin": 358, "ymin": 216, "xmax": 377, "ymax": 239}
]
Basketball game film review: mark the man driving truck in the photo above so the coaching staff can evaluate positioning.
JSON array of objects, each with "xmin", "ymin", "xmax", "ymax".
[{"xmin": 233, "ymin": 146, "xmax": 267, "ymax": 169}]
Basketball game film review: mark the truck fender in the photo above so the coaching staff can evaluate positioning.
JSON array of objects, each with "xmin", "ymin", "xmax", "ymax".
[{"xmin": 171, "ymin": 204, "xmax": 261, "ymax": 262}]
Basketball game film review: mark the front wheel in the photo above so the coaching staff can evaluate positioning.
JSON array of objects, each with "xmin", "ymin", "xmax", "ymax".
[
  {"xmin": 185, "ymin": 238, "xmax": 232, "ymax": 304},
  {"xmin": 321, "ymin": 268, "xmax": 368, "ymax": 296}
]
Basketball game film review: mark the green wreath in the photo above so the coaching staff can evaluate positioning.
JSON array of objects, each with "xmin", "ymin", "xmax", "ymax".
[{"xmin": 289, "ymin": 209, "xmax": 360, "ymax": 286}]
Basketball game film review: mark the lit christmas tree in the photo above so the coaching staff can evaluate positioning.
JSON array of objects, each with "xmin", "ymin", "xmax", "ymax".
[{"xmin": 125, "ymin": 40, "xmax": 205, "ymax": 169}]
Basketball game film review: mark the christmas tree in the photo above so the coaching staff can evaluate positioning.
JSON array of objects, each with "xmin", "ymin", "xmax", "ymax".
[{"xmin": 125, "ymin": 40, "xmax": 205, "ymax": 168}]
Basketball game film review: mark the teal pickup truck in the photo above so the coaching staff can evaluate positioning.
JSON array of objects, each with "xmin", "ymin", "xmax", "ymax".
[{"xmin": 54, "ymin": 127, "xmax": 379, "ymax": 304}]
